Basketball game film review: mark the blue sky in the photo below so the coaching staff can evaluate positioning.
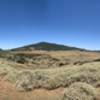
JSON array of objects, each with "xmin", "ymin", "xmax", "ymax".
[{"xmin": 0, "ymin": 0, "xmax": 100, "ymax": 50}]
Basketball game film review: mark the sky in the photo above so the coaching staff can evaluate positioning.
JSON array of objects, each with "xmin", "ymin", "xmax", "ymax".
[{"xmin": 0, "ymin": 0, "xmax": 100, "ymax": 50}]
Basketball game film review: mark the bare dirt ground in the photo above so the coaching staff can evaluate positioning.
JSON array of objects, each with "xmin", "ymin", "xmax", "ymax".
[
  {"xmin": 0, "ymin": 81, "xmax": 100, "ymax": 100},
  {"xmin": 0, "ymin": 81, "xmax": 64, "ymax": 100}
]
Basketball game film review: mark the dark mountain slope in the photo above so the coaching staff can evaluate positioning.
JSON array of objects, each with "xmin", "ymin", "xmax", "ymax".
[{"xmin": 11, "ymin": 42, "xmax": 86, "ymax": 51}]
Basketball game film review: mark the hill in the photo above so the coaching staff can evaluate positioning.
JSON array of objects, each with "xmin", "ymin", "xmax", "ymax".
[
  {"xmin": 11, "ymin": 42, "xmax": 86, "ymax": 51},
  {"xmin": 0, "ymin": 48, "xmax": 3, "ymax": 51}
]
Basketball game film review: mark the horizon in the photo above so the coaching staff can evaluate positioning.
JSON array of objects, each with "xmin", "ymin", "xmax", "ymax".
[
  {"xmin": 0, "ymin": 0, "xmax": 100, "ymax": 50},
  {"xmin": 1, "ymin": 41, "xmax": 98, "ymax": 51}
]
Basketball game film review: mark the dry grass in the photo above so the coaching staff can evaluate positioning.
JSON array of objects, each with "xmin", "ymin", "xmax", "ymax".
[
  {"xmin": 0, "ymin": 51, "xmax": 100, "ymax": 100},
  {"xmin": 0, "ymin": 61, "xmax": 100, "ymax": 90},
  {"xmin": 1, "ymin": 50, "xmax": 100, "ymax": 70}
]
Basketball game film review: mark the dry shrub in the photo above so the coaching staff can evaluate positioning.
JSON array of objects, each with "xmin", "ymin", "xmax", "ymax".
[
  {"xmin": 15, "ymin": 71, "xmax": 50, "ymax": 91},
  {"xmin": 15, "ymin": 63, "xmax": 100, "ymax": 91},
  {"xmin": 15, "ymin": 71, "xmax": 34, "ymax": 91},
  {"xmin": 62, "ymin": 82, "xmax": 99, "ymax": 100}
]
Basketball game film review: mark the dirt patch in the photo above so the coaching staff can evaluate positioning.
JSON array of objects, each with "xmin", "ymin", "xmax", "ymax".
[{"xmin": 0, "ymin": 81, "xmax": 64, "ymax": 100}]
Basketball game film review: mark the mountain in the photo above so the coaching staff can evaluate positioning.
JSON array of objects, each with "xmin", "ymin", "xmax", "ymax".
[
  {"xmin": 11, "ymin": 42, "xmax": 86, "ymax": 51},
  {"xmin": 0, "ymin": 48, "xmax": 3, "ymax": 51}
]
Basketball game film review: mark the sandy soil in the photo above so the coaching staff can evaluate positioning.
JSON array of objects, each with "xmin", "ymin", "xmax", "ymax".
[{"xmin": 0, "ymin": 81, "xmax": 64, "ymax": 100}]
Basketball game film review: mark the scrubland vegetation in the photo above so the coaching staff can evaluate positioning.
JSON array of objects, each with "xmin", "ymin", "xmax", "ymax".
[
  {"xmin": 0, "ymin": 50, "xmax": 100, "ymax": 100},
  {"xmin": 0, "ymin": 61, "xmax": 100, "ymax": 90},
  {"xmin": 62, "ymin": 82, "xmax": 99, "ymax": 100}
]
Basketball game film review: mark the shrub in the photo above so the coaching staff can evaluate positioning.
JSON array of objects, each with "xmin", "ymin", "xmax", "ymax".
[
  {"xmin": 15, "ymin": 71, "xmax": 50, "ymax": 91},
  {"xmin": 15, "ymin": 71, "xmax": 34, "ymax": 91},
  {"xmin": 15, "ymin": 64, "xmax": 100, "ymax": 91},
  {"xmin": 62, "ymin": 82, "xmax": 99, "ymax": 100},
  {"xmin": 14, "ymin": 56, "xmax": 27, "ymax": 64}
]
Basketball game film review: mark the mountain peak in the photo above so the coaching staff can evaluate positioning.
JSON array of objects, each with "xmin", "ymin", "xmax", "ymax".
[{"xmin": 11, "ymin": 42, "xmax": 86, "ymax": 51}]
